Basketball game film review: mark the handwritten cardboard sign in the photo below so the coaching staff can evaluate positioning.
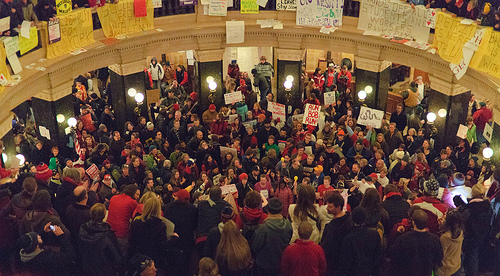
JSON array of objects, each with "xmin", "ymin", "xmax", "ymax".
[
  {"xmin": 224, "ymin": 91, "xmax": 243, "ymax": 104},
  {"xmin": 357, "ymin": 106, "xmax": 384, "ymax": 128},
  {"xmin": 296, "ymin": 0, "xmax": 343, "ymax": 26},
  {"xmin": 268, "ymin": 102, "xmax": 286, "ymax": 122},
  {"xmin": 302, "ymin": 104, "xmax": 320, "ymax": 126}
]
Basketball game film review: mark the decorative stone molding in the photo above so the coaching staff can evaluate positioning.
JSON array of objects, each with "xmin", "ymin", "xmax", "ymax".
[
  {"xmin": 196, "ymin": 49, "xmax": 225, "ymax": 62},
  {"xmin": 355, "ymin": 57, "xmax": 391, "ymax": 72},
  {"xmin": 275, "ymin": 48, "xmax": 304, "ymax": 61},
  {"xmin": 109, "ymin": 59, "xmax": 147, "ymax": 76}
]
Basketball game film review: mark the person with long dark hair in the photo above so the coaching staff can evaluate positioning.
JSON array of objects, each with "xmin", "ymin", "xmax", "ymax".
[
  {"xmin": 289, "ymin": 185, "xmax": 320, "ymax": 244},
  {"xmin": 437, "ymin": 209, "xmax": 464, "ymax": 276}
]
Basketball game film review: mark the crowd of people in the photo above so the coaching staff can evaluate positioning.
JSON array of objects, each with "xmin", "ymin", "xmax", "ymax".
[{"xmin": 0, "ymin": 55, "xmax": 499, "ymax": 276}]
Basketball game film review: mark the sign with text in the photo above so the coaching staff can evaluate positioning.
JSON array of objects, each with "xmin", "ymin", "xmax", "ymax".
[
  {"xmin": 220, "ymin": 146, "xmax": 238, "ymax": 158},
  {"xmin": 296, "ymin": 0, "xmax": 343, "ymax": 26},
  {"xmin": 46, "ymin": 8, "xmax": 94, "ymax": 58},
  {"xmin": 48, "ymin": 19, "xmax": 61, "ymax": 44},
  {"xmin": 86, "ymin": 164, "xmax": 100, "ymax": 180},
  {"xmin": 0, "ymin": 17, "xmax": 9, "ymax": 33},
  {"xmin": 209, "ymin": 0, "xmax": 227, "ymax": 16},
  {"xmin": 268, "ymin": 102, "xmax": 286, "ymax": 122},
  {"xmin": 3, "ymin": 36, "xmax": 19, "ymax": 56},
  {"xmin": 241, "ymin": 0, "xmax": 259, "ymax": 13},
  {"xmin": 56, "ymin": 0, "xmax": 72, "ymax": 14},
  {"xmin": 449, "ymin": 28, "xmax": 485, "ymax": 80},
  {"xmin": 358, "ymin": 0, "xmax": 429, "ymax": 42},
  {"xmin": 153, "ymin": 0, "xmax": 162, "ymax": 7},
  {"xmin": 221, "ymin": 184, "xmax": 237, "ymax": 194},
  {"xmin": 97, "ymin": 0, "xmax": 154, "ymax": 38},
  {"xmin": 426, "ymin": 8, "xmax": 437, "ymax": 28},
  {"xmin": 484, "ymin": 123, "xmax": 493, "ymax": 143},
  {"xmin": 226, "ymin": 21, "xmax": 245, "ymax": 44},
  {"xmin": 456, "ymin": 124, "xmax": 468, "ymax": 139},
  {"xmin": 224, "ymin": 91, "xmax": 243, "ymax": 104},
  {"xmin": 357, "ymin": 106, "xmax": 384, "ymax": 128},
  {"xmin": 324, "ymin": 91, "xmax": 336, "ymax": 107},
  {"xmin": 433, "ymin": 12, "xmax": 477, "ymax": 64},
  {"xmin": 276, "ymin": 0, "xmax": 295, "ymax": 10},
  {"xmin": 469, "ymin": 28, "xmax": 500, "ymax": 79},
  {"xmin": 302, "ymin": 103, "xmax": 320, "ymax": 126},
  {"xmin": 180, "ymin": 0, "xmax": 197, "ymax": 5},
  {"xmin": 19, "ymin": 27, "xmax": 38, "ymax": 55}
]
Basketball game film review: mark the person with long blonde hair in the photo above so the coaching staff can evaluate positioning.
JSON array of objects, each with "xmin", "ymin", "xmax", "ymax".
[
  {"xmin": 198, "ymin": 257, "xmax": 221, "ymax": 276},
  {"xmin": 215, "ymin": 220, "xmax": 253, "ymax": 276}
]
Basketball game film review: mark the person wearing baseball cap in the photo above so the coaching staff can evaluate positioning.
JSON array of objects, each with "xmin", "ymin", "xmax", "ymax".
[{"xmin": 311, "ymin": 165, "xmax": 325, "ymax": 188}]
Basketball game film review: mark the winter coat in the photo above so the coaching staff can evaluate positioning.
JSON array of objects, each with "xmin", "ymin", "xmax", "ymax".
[
  {"xmin": 461, "ymin": 198, "xmax": 492, "ymax": 251},
  {"xmin": 129, "ymin": 216, "xmax": 171, "ymax": 269},
  {"xmin": 320, "ymin": 212, "xmax": 353, "ymax": 275},
  {"xmin": 106, "ymin": 194, "xmax": 138, "ymax": 238},
  {"xmin": 340, "ymin": 226, "xmax": 382, "ymax": 276},
  {"xmin": 164, "ymin": 200, "xmax": 198, "ymax": 250},
  {"xmin": 289, "ymin": 204, "xmax": 320, "ymax": 244},
  {"xmin": 149, "ymin": 58, "xmax": 164, "ymax": 81},
  {"xmin": 64, "ymin": 203, "xmax": 90, "ymax": 249},
  {"xmin": 437, "ymin": 231, "xmax": 463, "ymax": 276},
  {"xmin": 20, "ymin": 210, "xmax": 70, "ymax": 247},
  {"xmin": 251, "ymin": 217, "xmax": 292, "ymax": 270},
  {"xmin": 382, "ymin": 192, "xmax": 410, "ymax": 231},
  {"xmin": 281, "ymin": 239, "xmax": 327, "ymax": 276},
  {"xmin": 197, "ymin": 199, "xmax": 231, "ymax": 236},
  {"xmin": 274, "ymin": 187, "xmax": 293, "ymax": 218},
  {"xmin": 55, "ymin": 177, "xmax": 81, "ymax": 219}
]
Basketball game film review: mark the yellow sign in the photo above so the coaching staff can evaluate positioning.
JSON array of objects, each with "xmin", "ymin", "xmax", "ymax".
[
  {"xmin": 241, "ymin": 0, "xmax": 259, "ymax": 13},
  {"xmin": 0, "ymin": 44, "xmax": 11, "ymax": 92},
  {"xmin": 433, "ymin": 12, "xmax": 476, "ymax": 64},
  {"xmin": 56, "ymin": 0, "xmax": 72, "ymax": 14},
  {"xmin": 97, "ymin": 0, "xmax": 154, "ymax": 38},
  {"xmin": 469, "ymin": 28, "xmax": 500, "ymax": 79},
  {"xmin": 19, "ymin": 27, "xmax": 38, "ymax": 55},
  {"xmin": 46, "ymin": 8, "xmax": 94, "ymax": 59}
]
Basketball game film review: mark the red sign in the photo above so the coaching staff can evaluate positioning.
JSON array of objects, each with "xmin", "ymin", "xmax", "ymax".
[{"xmin": 86, "ymin": 164, "xmax": 100, "ymax": 180}]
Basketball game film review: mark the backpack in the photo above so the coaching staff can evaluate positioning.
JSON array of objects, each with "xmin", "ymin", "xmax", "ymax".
[{"xmin": 239, "ymin": 212, "xmax": 260, "ymax": 242}]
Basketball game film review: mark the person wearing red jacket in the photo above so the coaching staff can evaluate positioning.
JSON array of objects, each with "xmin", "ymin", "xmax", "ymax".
[
  {"xmin": 472, "ymin": 102, "xmax": 492, "ymax": 145},
  {"xmin": 176, "ymin": 65, "xmax": 189, "ymax": 89},
  {"xmin": 281, "ymin": 222, "xmax": 327, "ymax": 276},
  {"xmin": 210, "ymin": 113, "xmax": 228, "ymax": 137},
  {"xmin": 236, "ymin": 191, "xmax": 268, "ymax": 230},
  {"xmin": 106, "ymin": 184, "xmax": 139, "ymax": 252},
  {"xmin": 412, "ymin": 179, "xmax": 448, "ymax": 235}
]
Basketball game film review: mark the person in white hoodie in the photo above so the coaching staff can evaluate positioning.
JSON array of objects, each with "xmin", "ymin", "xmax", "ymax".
[{"xmin": 148, "ymin": 57, "xmax": 164, "ymax": 90}]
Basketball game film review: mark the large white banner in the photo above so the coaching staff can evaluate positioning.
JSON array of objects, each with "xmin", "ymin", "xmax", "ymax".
[
  {"xmin": 296, "ymin": 0, "xmax": 344, "ymax": 27},
  {"xmin": 358, "ymin": 0, "xmax": 430, "ymax": 42}
]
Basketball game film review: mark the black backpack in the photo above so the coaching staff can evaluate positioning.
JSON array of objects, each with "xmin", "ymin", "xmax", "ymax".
[{"xmin": 239, "ymin": 212, "xmax": 260, "ymax": 242}]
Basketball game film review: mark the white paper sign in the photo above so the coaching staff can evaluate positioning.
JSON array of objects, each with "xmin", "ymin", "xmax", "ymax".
[
  {"xmin": 449, "ymin": 28, "xmax": 485, "ymax": 80},
  {"xmin": 7, "ymin": 54, "xmax": 22, "ymax": 74},
  {"xmin": 320, "ymin": 25, "xmax": 337, "ymax": 34},
  {"xmin": 296, "ymin": 0, "xmax": 343, "ymax": 27},
  {"xmin": 224, "ymin": 91, "xmax": 243, "ymax": 104},
  {"xmin": 0, "ymin": 17, "xmax": 9, "ymax": 33},
  {"xmin": 4, "ymin": 36, "xmax": 19, "ymax": 56},
  {"xmin": 357, "ymin": 106, "xmax": 384, "ymax": 128},
  {"xmin": 209, "ymin": 0, "xmax": 227, "ymax": 16},
  {"xmin": 302, "ymin": 103, "xmax": 321, "ymax": 126},
  {"xmin": 221, "ymin": 184, "xmax": 237, "ymax": 194},
  {"xmin": 39, "ymin": 125, "xmax": 50, "ymax": 140},
  {"xmin": 260, "ymin": 189, "xmax": 269, "ymax": 199},
  {"xmin": 484, "ymin": 123, "xmax": 493, "ymax": 143},
  {"xmin": 324, "ymin": 91, "xmax": 336, "ymax": 107},
  {"xmin": 226, "ymin": 21, "xmax": 245, "ymax": 44},
  {"xmin": 152, "ymin": 0, "xmax": 162, "ymax": 8},
  {"xmin": 268, "ymin": 102, "xmax": 286, "ymax": 122},
  {"xmin": 276, "ymin": 0, "xmax": 295, "ymax": 10},
  {"xmin": 256, "ymin": 0, "xmax": 267, "ymax": 7},
  {"xmin": 456, "ymin": 124, "xmax": 468, "ymax": 139},
  {"xmin": 358, "ymin": 0, "xmax": 429, "ymax": 42},
  {"xmin": 426, "ymin": 8, "xmax": 437, "ymax": 28},
  {"xmin": 273, "ymin": 22, "xmax": 283, "ymax": 29},
  {"xmin": 21, "ymin": 21, "xmax": 31, "ymax": 39}
]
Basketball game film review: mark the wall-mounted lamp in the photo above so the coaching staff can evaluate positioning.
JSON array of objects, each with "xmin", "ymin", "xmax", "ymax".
[
  {"xmin": 134, "ymin": 93, "xmax": 145, "ymax": 104},
  {"xmin": 483, "ymin": 147, "xmax": 493, "ymax": 161},
  {"xmin": 438, "ymin": 109, "xmax": 447, "ymax": 117},
  {"xmin": 365, "ymin": 86, "xmax": 373, "ymax": 93},
  {"xmin": 56, "ymin": 114, "xmax": 65, "ymax": 123},
  {"xmin": 286, "ymin": 75, "xmax": 294, "ymax": 82},
  {"xmin": 208, "ymin": 81, "xmax": 217, "ymax": 92},
  {"xmin": 15, "ymin": 154, "xmax": 25, "ymax": 166},
  {"xmin": 67, "ymin": 117, "xmax": 77, "ymax": 128},
  {"xmin": 206, "ymin": 76, "xmax": 214, "ymax": 83},
  {"xmin": 284, "ymin": 80, "xmax": 293, "ymax": 91},
  {"xmin": 358, "ymin": 90, "xmax": 367, "ymax": 102},
  {"xmin": 426, "ymin": 112, "xmax": 436, "ymax": 124},
  {"xmin": 128, "ymin": 88, "xmax": 137, "ymax": 97}
]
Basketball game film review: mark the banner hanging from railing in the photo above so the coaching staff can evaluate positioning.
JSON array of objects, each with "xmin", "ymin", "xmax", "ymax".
[
  {"xmin": 433, "ymin": 12, "xmax": 477, "ymax": 64},
  {"xmin": 296, "ymin": 0, "xmax": 344, "ymax": 26},
  {"xmin": 358, "ymin": 0, "xmax": 429, "ymax": 42},
  {"xmin": 46, "ymin": 8, "xmax": 94, "ymax": 59},
  {"xmin": 97, "ymin": 0, "xmax": 154, "ymax": 38},
  {"xmin": 469, "ymin": 27, "xmax": 500, "ymax": 79}
]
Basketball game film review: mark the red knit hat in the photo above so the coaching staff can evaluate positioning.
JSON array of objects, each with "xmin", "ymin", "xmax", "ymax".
[
  {"xmin": 369, "ymin": 173, "xmax": 378, "ymax": 180},
  {"xmin": 173, "ymin": 189, "xmax": 190, "ymax": 202},
  {"xmin": 173, "ymin": 103, "xmax": 180, "ymax": 111},
  {"xmin": 239, "ymin": 173, "xmax": 248, "ymax": 181},
  {"xmin": 190, "ymin": 92, "xmax": 197, "ymax": 101},
  {"xmin": 36, "ymin": 163, "xmax": 52, "ymax": 181},
  {"xmin": 209, "ymin": 104, "xmax": 216, "ymax": 111}
]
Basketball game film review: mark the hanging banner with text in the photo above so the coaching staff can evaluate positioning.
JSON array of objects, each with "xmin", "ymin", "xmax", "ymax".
[
  {"xmin": 180, "ymin": 0, "xmax": 197, "ymax": 5},
  {"xmin": 241, "ymin": 0, "xmax": 259, "ymax": 13},
  {"xmin": 358, "ymin": 0, "xmax": 429, "ymax": 42},
  {"xmin": 296, "ymin": 0, "xmax": 344, "ymax": 26},
  {"xmin": 97, "ymin": 0, "xmax": 154, "ymax": 38},
  {"xmin": 268, "ymin": 102, "xmax": 286, "ymax": 122},
  {"xmin": 302, "ymin": 103, "xmax": 320, "ymax": 126},
  {"xmin": 19, "ymin": 27, "xmax": 38, "ymax": 55},
  {"xmin": 433, "ymin": 12, "xmax": 477, "ymax": 64},
  {"xmin": 469, "ymin": 27, "xmax": 500, "ymax": 79},
  {"xmin": 46, "ymin": 8, "xmax": 94, "ymax": 59},
  {"xmin": 226, "ymin": 21, "xmax": 245, "ymax": 44},
  {"xmin": 357, "ymin": 106, "xmax": 384, "ymax": 128},
  {"xmin": 449, "ymin": 28, "xmax": 485, "ymax": 80},
  {"xmin": 276, "ymin": 0, "xmax": 295, "ymax": 10}
]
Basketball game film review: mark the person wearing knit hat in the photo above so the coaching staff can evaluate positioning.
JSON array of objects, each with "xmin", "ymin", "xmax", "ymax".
[
  {"xmin": 129, "ymin": 254, "xmax": 156, "ymax": 276},
  {"xmin": 36, "ymin": 163, "xmax": 52, "ymax": 182},
  {"xmin": 173, "ymin": 103, "xmax": 180, "ymax": 111},
  {"xmin": 337, "ymin": 129, "xmax": 345, "ymax": 136},
  {"xmin": 32, "ymin": 190, "xmax": 53, "ymax": 211},
  {"xmin": 146, "ymin": 122, "xmax": 154, "ymax": 130},
  {"xmin": 239, "ymin": 173, "xmax": 248, "ymax": 181},
  {"xmin": 190, "ymin": 92, "xmax": 197, "ymax": 102},
  {"xmin": 413, "ymin": 179, "xmax": 448, "ymax": 234},
  {"xmin": 209, "ymin": 104, "xmax": 216, "ymax": 111},
  {"xmin": 423, "ymin": 179, "xmax": 439, "ymax": 197},
  {"xmin": 173, "ymin": 189, "xmax": 190, "ymax": 202},
  {"xmin": 149, "ymin": 145, "xmax": 157, "ymax": 152}
]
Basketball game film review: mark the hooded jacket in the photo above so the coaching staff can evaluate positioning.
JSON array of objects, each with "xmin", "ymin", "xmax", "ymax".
[
  {"xmin": 149, "ymin": 58, "xmax": 164, "ymax": 81},
  {"xmin": 236, "ymin": 206, "xmax": 268, "ymax": 229},
  {"xmin": 78, "ymin": 221, "xmax": 122, "ymax": 276},
  {"xmin": 20, "ymin": 210, "xmax": 69, "ymax": 246},
  {"xmin": 54, "ymin": 177, "xmax": 81, "ymax": 219},
  {"xmin": 251, "ymin": 216, "xmax": 293, "ymax": 269},
  {"xmin": 320, "ymin": 212, "xmax": 353, "ymax": 274}
]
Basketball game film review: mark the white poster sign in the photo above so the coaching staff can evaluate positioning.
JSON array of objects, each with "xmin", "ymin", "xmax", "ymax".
[
  {"xmin": 324, "ymin": 91, "xmax": 336, "ymax": 107},
  {"xmin": 39, "ymin": 125, "xmax": 50, "ymax": 140},
  {"xmin": 358, "ymin": 0, "xmax": 429, "ymax": 42},
  {"xmin": 484, "ymin": 123, "xmax": 493, "ymax": 143},
  {"xmin": 224, "ymin": 91, "xmax": 243, "ymax": 104},
  {"xmin": 357, "ymin": 106, "xmax": 384, "ymax": 128},
  {"xmin": 296, "ymin": 0, "xmax": 343, "ymax": 27},
  {"xmin": 4, "ymin": 36, "xmax": 19, "ymax": 56},
  {"xmin": 226, "ymin": 21, "xmax": 245, "ymax": 44},
  {"xmin": 7, "ymin": 54, "xmax": 22, "ymax": 75},
  {"xmin": 426, "ymin": 8, "xmax": 437, "ymax": 28},
  {"xmin": 276, "ymin": 0, "xmax": 295, "ymax": 10},
  {"xmin": 209, "ymin": 0, "xmax": 227, "ymax": 16},
  {"xmin": 456, "ymin": 124, "xmax": 468, "ymax": 139},
  {"xmin": 152, "ymin": 0, "xmax": 162, "ymax": 8},
  {"xmin": 302, "ymin": 103, "xmax": 321, "ymax": 126},
  {"xmin": 0, "ymin": 17, "xmax": 9, "ymax": 33},
  {"xmin": 268, "ymin": 102, "xmax": 286, "ymax": 122}
]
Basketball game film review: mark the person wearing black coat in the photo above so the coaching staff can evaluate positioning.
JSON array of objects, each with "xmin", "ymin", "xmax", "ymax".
[
  {"xmin": 55, "ymin": 175, "xmax": 80, "ymax": 220},
  {"xmin": 0, "ymin": 0, "xmax": 24, "ymax": 36},
  {"xmin": 35, "ymin": 0, "xmax": 55, "ymax": 21},
  {"xmin": 382, "ymin": 184, "xmax": 410, "ymax": 231},
  {"xmin": 64, "ymin": 186, "xmax": 94, "ymax": 252}
]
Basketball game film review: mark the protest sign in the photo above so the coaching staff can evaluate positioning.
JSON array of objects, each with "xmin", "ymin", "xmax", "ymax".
[
  {"xmin": 213, "ymin": 174, "xmax": 222, "ymax": 186},
  {"xmin": 20, "ymin": 21, "xmax": 31, "ymax": 39},
  {"xmin": 7, "ymin": 54, "xmax": 21, "ymax": 74},
  {"xmin": 358, "ymin": 0, "xmax": 429, "ymax": 42},
  {"xmin": 426, "ymin": 8, "xmax": 437, "ymax": 28},
  {"xmin": 276, "ymin": 0, "xmax": 295, "ymax": 10},
  {"xmin": 48, "ymin": 19, "xmax": 61, "ymax": 44},
  {"xmin": 243, "ymin": 119, "xmax": 257, "ymax": 129},
  {"xmin": 19, "ymin": 27, "xmax": 38, "ymax": 55},
  {"xmin": 224, "ymin": 91, "xmax": 243, "ymax": 104},
  {"xmin": 324, "ymin": 91, "xmax": 336, "ymax": 107},
  {"xmin": 226, "ymin": 21, "xmax": 245, "ymax": 44},
  {"xmin": 86, "ymin": 164, "xmax": 100, "ymax": 180},
  {"xmin": 296, "ymin": 0, "xmax": 343, "ymax": 26},
  {"xmin": 209, "ymin": 0, "xmax": 227, "ymax": 16},
  {"xmin": 56, "ymin": 0, "xmax": 72, "ymax": 14},
  {"xmin": 3, "ymin": 36, "xmax": 19, "ymax": 56},
  {"xmin": 456, "ymin": 124, "xmax": 468, "ymax": 139},
  {"xmin": 228, "ymin": 114, "xmax": 238, "ymax": 124},
  {"xmin": 153, "ymin": 0, "xmax": 162, "ymax": 7},
  {"xmin": 484, "ymin": 123, "xmax": 493, "ymax": 143},
  {"xmin": 220, "ymin": 146, "xmax": 238, "ymax": 158},
  {"xmin": 46, "ymin": 8, "xmax": 94, "ymax": 58},
  {"xmin": 221, "ymin": 184, "xmax": 237, "ymax": 194},
  {"xmin": 469, "ymin": 28, "xmax": 500, "ymax": 79},
  {"xmin": 0, "ymin": 17, "xmax": 9, "ymax": 33},
  {"xmin": 433, "ymin": 12, "xmax": 477, "ymax": 64},
  {"xmin": 357, "ymin": 106, "xmax": 384, "ymax": 128},
  {"xmin": 268, "ymin": 102, "xmax": 286, "ymax": 122},
  {"xmin": 97, "ymin": 0, "xmax": 154, "ymax": 38},
  {"xmin": 449, "ymin": 28, "xmax": 485, "ymax": 80},
  {"xmin": 180, "ymin": 0, "xmax": 197, "ymax": 4},
  {"xmin": 241, "ymin": 0, "xmax": 259, "ymax": 13},
  {"xmin": 302, "ymin": 104, "xmax": 320, "ymax": 126}
]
